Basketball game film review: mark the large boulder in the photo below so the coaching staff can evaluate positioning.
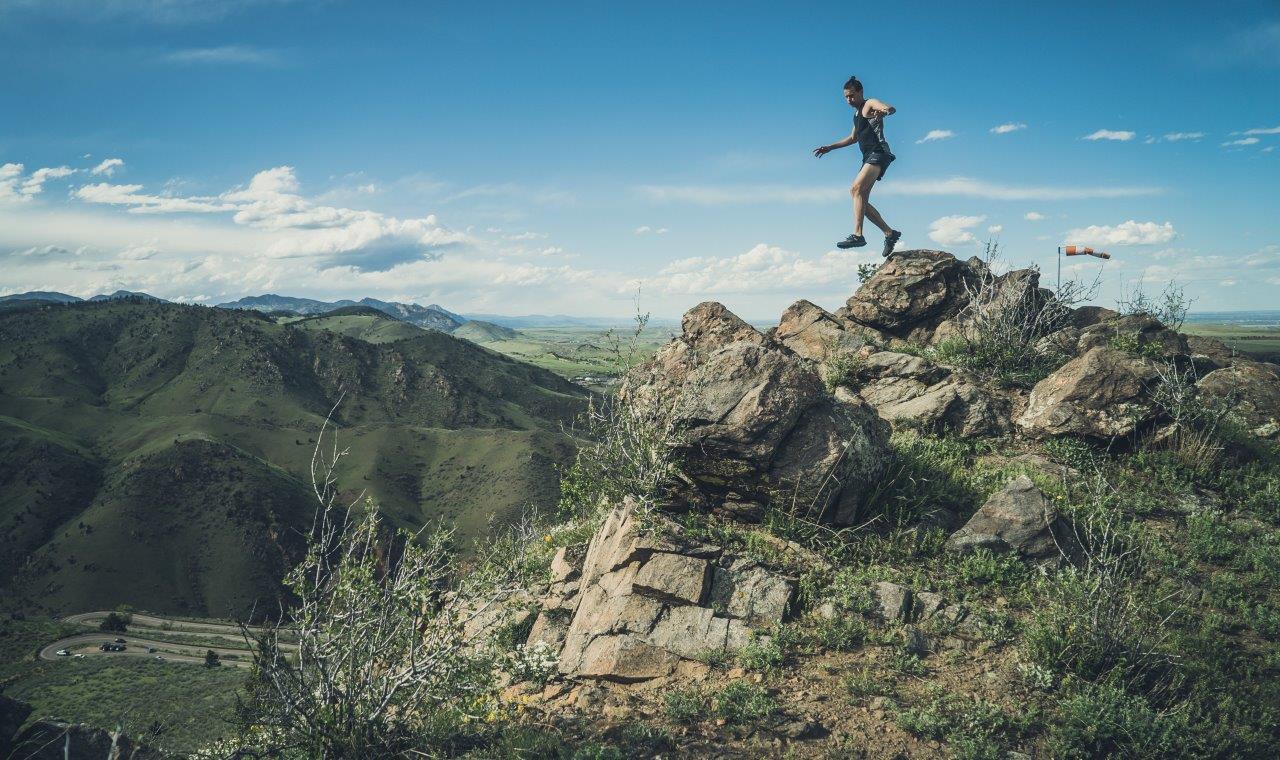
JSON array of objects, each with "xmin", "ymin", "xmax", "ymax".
[
  {"xmin": 547, "ymin": 499, "xmax": 795, "ymax": 682},
  {"xmin": 1016, "ymin": 346, "xmax": 1160, "ymax": 439},
  {"xmin": 842, "ymin": 351, "xmax": 1014, "ymax": 437},
  {"xmin": 1077, "ymin": 314, "xmax": 1189, "ymax": 358},
  {"xmin": 1198, "ymin": 361, "xmax": 1280, "ymax": 440},
  {"xmin": 946, "ymin": 476, "xmax": 1071, "ymax": 564},
  {"xmin": 771, "ymin": 299, "xmax": 878, "ymax": 363},
  {"xmin": 623, "ymin": 302, "xmax": 890, "ymax": 524},
  {"xmin": 838, "ymin": 250, "xmax": 979, "ymax": 340}
]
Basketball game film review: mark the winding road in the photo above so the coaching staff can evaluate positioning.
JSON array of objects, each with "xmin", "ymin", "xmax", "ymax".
[{"xmin": 39, "ymin": 611, "xmax": 298, "ymax": 669}]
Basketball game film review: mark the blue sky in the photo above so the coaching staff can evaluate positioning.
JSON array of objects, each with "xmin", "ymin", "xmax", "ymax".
[{"xmin": 1, "ymin": 0, "xmax": 1277, "ymax": 319}]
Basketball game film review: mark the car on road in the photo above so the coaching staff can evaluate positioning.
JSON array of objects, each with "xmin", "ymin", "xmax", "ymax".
[
  {"xmin": 99, "ymin": 643, "xmax": 126, "ymax": 652},
  {"xmin": 55, "ymin": 649, "xmax": 70, "ymax": 656},
  {"xmin": 73, "ymin": 654, "xmax": 85, "ymax": 658},
  {"xmin": 113, "ymin": 637, "xmax": 126, "ymax": 643},
  {"xmin": 155, "ymin": 655, "xmax": 164, "ymax": 660},
  {"xmin": 147, "ymin": 647, "xmax": 157, "ymax": 653}
]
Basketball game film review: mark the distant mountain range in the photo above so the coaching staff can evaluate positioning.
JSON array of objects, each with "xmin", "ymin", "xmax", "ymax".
[{"xmin": 0, "ymin": 290, "xmax": 667, "ymax": 329}]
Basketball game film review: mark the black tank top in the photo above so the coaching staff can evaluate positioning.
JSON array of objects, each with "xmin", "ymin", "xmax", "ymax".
[{"xmin": 854, "ymin": 105, "xmax": 891, "ymax": 155}]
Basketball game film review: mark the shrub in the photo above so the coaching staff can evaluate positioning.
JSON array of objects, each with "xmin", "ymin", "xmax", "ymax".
[
  {"xmin": 1045, "ymin": 679, "xmax": 1185, "ymax": 759},
  {"xmin": 98, "ymin": 612, "xmax": 128, "ymax": 633},
  {"xmin": 710, "ymin": 682, "xmax": 777, "ymax": 724},
  {"xmin": 662, "ymin": 688, "xmax": 704, "ymax": 724},
  {"xmin": 895, "ymin": 689, "xmax": 1027, "ymax": 760},
  {"xmin": 736, "ymin": 636, "xmax": 784, "ymax": 672},
  {"xmin": 1117, "ymin": 280, "xmax": 1192, "ymax": 331}
]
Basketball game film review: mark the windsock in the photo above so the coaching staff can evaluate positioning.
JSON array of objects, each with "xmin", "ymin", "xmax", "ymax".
[{"xmin": 1061, "ymin": 246, "xmax": 1111, "ymax": 260}]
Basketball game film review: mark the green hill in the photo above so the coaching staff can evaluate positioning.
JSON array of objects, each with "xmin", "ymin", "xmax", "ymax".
[
  {"xmin": 289, "ymin": 307, "xmax": 428, "ymax": 344},
  {"xmin": 0, "ymin": 300, "xmax": 588, "ymax": 619},
  {"xmin": 452, "ymin": 320, "xmax": 520, "ymax": 342}
]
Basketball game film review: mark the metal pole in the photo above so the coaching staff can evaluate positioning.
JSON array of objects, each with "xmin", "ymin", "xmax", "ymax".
[{"xmin": 1056, "ymin": 247, "xmax": 1061, "ymax": 292}]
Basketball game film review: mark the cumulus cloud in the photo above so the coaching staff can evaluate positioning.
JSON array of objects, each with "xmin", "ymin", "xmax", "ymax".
[
  {"xmin": 928, "ymin": 215, "xmax": 987, "ymax": 246},
  {"xmin": 74, "ymin": 166, "xmax": 469, "ymax": 272},
  {"xmin": 987, "ymin": 224, "xmax": 1003, "ymax": 234},
  {"xmin": 638, "ymin": 178, "xmax": 1162, "ymax": 205},
  {"xmin": 990, "ymin": 123, "xmax": 1026, "ymax": 134},
  {"xmin": 91, "ymin": 158, "xmax": 125, "ymax": 176},
  {"xmin": 1163, "ymin": 132, "xmax": 1205, "ymax": 141},
  {"xmin": 1083, "ymin": 129, "xmax": 1136, "ymax": 141},
  {"xmin": 1065, "ymin": 220, "xmax": 1177, "ymax": 246},
  {"xmin": 640, "ymin": 244, "xmax": 872, "ymax": 295},
  {"xmin": 1024, "ymin": 211, "xmax": 1046, "ymax": 221},
  {"xmin": 0, "ymin": 163, "xmax": 24, "ymax": 202},
  {"xmin": 916, "ymin": 129, "xmax": 955, "ymax": 144},
  {"xmin": 21, "ymin": 166, "xmax": 77, "ymax": 196},
  {"xmin": 1222, "ymin": 137, "xmax": 1260, "ymax": 147}
]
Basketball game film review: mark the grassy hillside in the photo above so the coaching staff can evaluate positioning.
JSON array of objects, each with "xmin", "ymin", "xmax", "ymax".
[
  {"xmin": 287, "ymin": 308, "xmax": 428, "ymax": 344},
  {"xmin": 1182, "ymin": 323, "xmax": 1280, "ymax": 363},
  {"xmin": 0, "ymin": 300, "xmax": 587, "ymax": 619},
  {"xmin": 452, "ymin": 320, "xmax": 519, "ymax": 342}
]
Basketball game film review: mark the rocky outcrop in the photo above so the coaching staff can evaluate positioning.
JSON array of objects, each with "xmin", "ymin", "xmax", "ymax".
[
  {"xmin": 1076, "ymin": 314, "xmax": 1189, "ymax": 358},
  {"xmin": 11, "ymin": 721, "xmax": 167, "ymax": 760},
  {"xmin": 1017, "ymin": 346, "xmax": 1160, "ymax": 438},
  {"xmin": 541, "ymin": 499, "xmax": 795, "ymax": 682},
  {"xmin": 623, "ymin": 301, "xmax": 890, "ymax": 524},
  {"xmin": 1198, "ymin": 361, "xmax": 1280, "ymax": 440},
  {"xmin": 771, "ymin": 299, "xmax": 878, "ymax": 363},
  {"xmin": 843, "ymin": 351, "xmax": 1014, "ymax": 437},
  {"xmin": 946, "ymin": 476, "xmax": 1071, "ymax": 564},
  {"xmin": 837, "ymin": 250, "xmax": 981, "ymax": 343},
  {"xmin": 1071, "ymin": 305, "xmax": 1120, "ymax": 329},
  {"xmin": 0, "ymin": 696, "xmax": 32, "ymax": 759}
]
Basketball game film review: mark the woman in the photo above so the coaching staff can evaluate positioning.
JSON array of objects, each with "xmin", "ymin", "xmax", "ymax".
[{"xmin": 813, "ymin": 75, "xmax": 902, "ymax": 257}]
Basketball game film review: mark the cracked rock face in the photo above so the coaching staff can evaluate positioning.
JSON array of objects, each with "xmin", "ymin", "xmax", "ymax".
[
  {"xmin": 837, "ymin": 250, "xmax": 981, "ymax": 341},
  {"xmin": 844, "ymin": 351, "xmax": 1014, "ymax": 438},
  {"xmin": 1016, "ymin": 346, "xmax": 1160, "ymax": 439},
  {"xmin": 1198, "ymin": 361, "xmax": 1280, "ymax": 440},
  {"xmin": 540, "ymin": 499, "xmax": 795, "ymax": 682},
  {"xmin": 622, "ymin": 301, "xmax": 890, "ymax": 524}
]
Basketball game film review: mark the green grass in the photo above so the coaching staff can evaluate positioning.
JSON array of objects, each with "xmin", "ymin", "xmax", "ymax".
[
  {"xmin": 461, "ymin": 325, "xmax": 671, "ymax": 384},
  {"xmin": 1181, "ymin": 323, "xmax": 1280, "ymax": 362},
  {"xmin": 4, "ymin": 655, "xmax": 246, "ymax": 755}
]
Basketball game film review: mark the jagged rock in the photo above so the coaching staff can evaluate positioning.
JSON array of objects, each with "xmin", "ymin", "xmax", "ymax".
[
  {"xmin": 552, "ymin": 500, "xmax": 795, "ymax": 682},
  {"xmin": 946, "ymin": 476, "xmax": 1069, "ymax": 564},
  {"xmin": 1071, "ymin": 305, "xmax": 1120, "ymax": 328},
  {"xmin": 772, "ymin": 299, "xmax": 878, "ymax": 363},
  {"xmin": 1198, "ymin": 361, "xmax": 1280, "ymax": 440},
  {"xmin": 839, "ymin": 250, "xmax": 978, "ymax": 339},
  {"xmin": 1185, "ymin": 335, "xmax": 1238, "ymax": 367},
  {"xmin": 843, "ymin": 351, "xmax": 1013, "ymax": 437},
  {"xmin": 1016, "ymin": 346, "xmax": 1160, "ymax": 438},
  {"xmin": 623, "ymin": 301, "xmax": 890, "ymax": 524},
  {"xmin": 11, "ymin": 721, "xmax": 167, "ymax": 760},
  {"xmin": 1077, "ymin": 314, "xmax": 1189, "ymax": 358},
  {"xmin": 872, "ymin": 581, "xmax": 913, "ymax": 623}
]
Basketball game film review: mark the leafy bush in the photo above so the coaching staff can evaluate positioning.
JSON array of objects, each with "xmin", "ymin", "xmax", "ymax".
[
  {"xmin": 709, "ymin": 682, "xmax": 777, "ymax": 724},
  {"xmin": 895, "ymin": 688, "xmax": 1027, "ymax": 760},
  {"xmin": 1045, "ymin": 679, "xmax": 1185, "ymax": 759},
  {"xmin": 735, "ymin": 636, "xmax": 784, "ymax": 672},
  {"xmin": 99, "ymin": 612, "xmax": 128, "ymax": 633}
]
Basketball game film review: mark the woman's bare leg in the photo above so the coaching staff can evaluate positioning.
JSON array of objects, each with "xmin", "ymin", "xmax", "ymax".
[
  {"xmin": 862, "ymin": 201, "xmax": 893, "ymax": 236},
  {"xmin": 850, "ymin": 163, "xmax": 882, "ymax": 236}
]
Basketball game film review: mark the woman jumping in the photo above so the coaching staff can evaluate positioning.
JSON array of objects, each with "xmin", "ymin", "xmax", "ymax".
[{"xmin": 813, "ymin": 75, "xmax": 901, "ymax": 257}]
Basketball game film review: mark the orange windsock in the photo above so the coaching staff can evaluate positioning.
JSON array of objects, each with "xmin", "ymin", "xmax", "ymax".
[{"xmin": 1062, "ymin": 246, "xmax": 1111, "ymax": 260}]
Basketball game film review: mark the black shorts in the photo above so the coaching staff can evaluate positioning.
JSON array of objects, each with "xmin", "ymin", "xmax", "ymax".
[{"xmin": 862, "ymin": 151, "xmax": 895, "ymax": 180}]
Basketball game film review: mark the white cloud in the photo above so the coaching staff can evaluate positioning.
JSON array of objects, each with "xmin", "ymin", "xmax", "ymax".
[
  {"xmin": 1243, "ymin": 125, "xmax": 1280, "ymax": 135},
  {"xmin": 990, "ymin": 123, "xmax": 1026, "ymax": 134},
  {"xmin": 1222, "ymin": 137, "xmax": 1260, "ymax": 147},
  {"xmin": 987, "ymin": 224, "xmax": 1003, "ymax": 234},
  {"xmin": 638, "ymin": 177, "xmax": 1162, "ymax": 206},
  {"xmin": 1264, "ymin": 146, "xmax": 1276, "ymax": 153},
  {"xmin": 504, "ymin": 231, "xmax": 546, "ymax": 241},
  {"xmin": 20, "ymin": 166, "xmax": 77, "ymax": 196},
  {"xmin": 1220, "ymin": 278, "xmax": 1238, "ymax": 287},
  {"xmin": 118, "ymin": 245, "xmax": 159, "ymax": 260},
  {"xmin": 1083, "ymin": 129, "xmax": 1136, "ymax": 141},
  {"xmin": 639, "ymin": 243, "xmax": 873, "ymax": 295},
  {"xmin": 1163, "ymin": 132, "xmax": 1205, "ymax": 141},
  {"xmin": 72, "ymin": 166, "xmax": 472, "ymax": 271},
  {"xmin": 165, "ymin": 46, "xmax": 281, "ymax": 65},
  {"xmin": 1024, "ymin": 211, "xmax": 1046, "ymax": 221},
  {"xmin": 916, "ymin": 129, "xmax": 955, "ymax": 144},
  {"xmin": 0, "ymin": 163, "xmax": 24, "ymax": 202},
  {"xmin": 928, "ymin": 215, "xmax": 987, "ymax": 247},
  {"xmin": 91, "ymin": 158, "xmax": 124, "ymax": 176},
  {"xmin": 1065, "ymin": 220, "xmax": 1177, "ymax": 246},
  {"xmin": 634, "ymin": 225, "xmax": 669, "ymax": 235},
  {"xmin": 881, "ymin": 177, "xmax": 1161, "ymax": 201}
]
